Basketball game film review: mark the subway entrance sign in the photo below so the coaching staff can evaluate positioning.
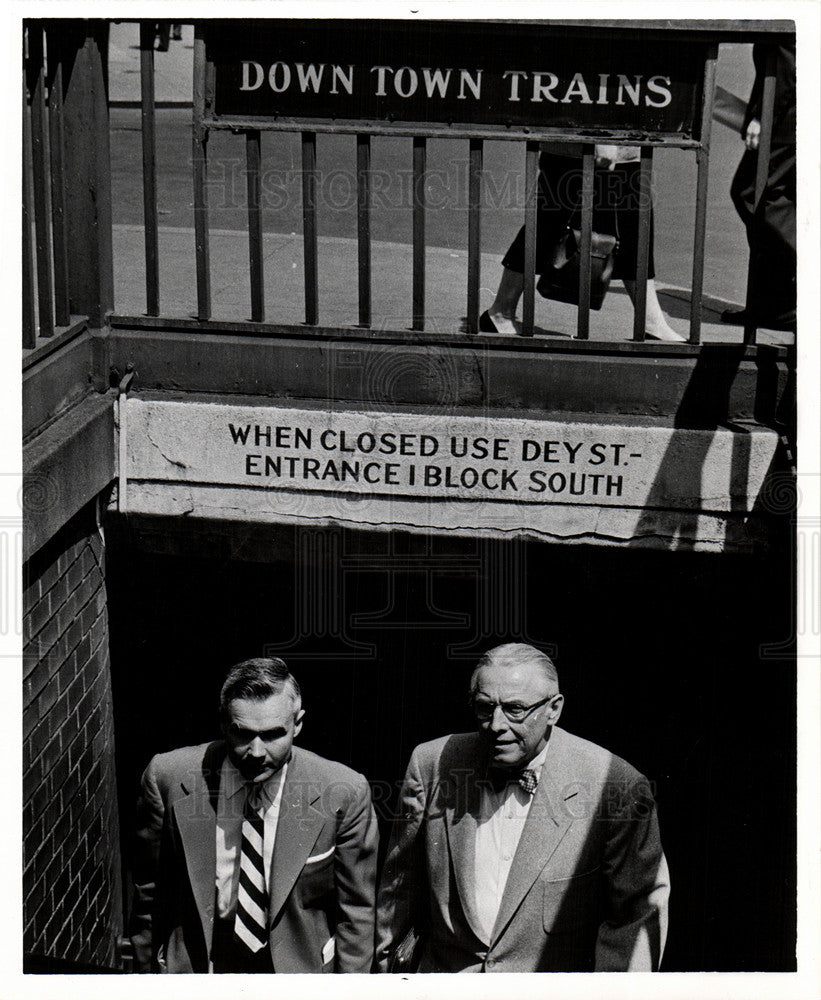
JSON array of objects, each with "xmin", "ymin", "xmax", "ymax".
[
  {"xmin": 204, "ymin": 20, "xmax": 711, "ymax": 139},
  {"xmin": 121, "ymin": 398, "xmax": 781, "ymax": 553}
]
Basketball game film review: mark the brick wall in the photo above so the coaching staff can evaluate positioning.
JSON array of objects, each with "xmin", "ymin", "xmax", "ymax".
[{"xmin": 23, "ymin": 500, "xmax": 123, "ymax": 969}]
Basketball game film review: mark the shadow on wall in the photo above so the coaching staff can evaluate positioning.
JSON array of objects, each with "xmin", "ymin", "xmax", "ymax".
[{"xmin": 628, "ymin": 345, "xmax": 787, "ymax": 551}]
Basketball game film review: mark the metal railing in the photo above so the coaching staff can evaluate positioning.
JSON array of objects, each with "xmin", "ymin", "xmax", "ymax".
[
  {"xmin": 23, "ymin": 23, "xmax": 70, "ymax": 346},
  {"xmin": 23, "ymin": 19, "xmax": 794, "ymax": 352},
  {"xmin": 184, "ymin": 22, "xmax": 713, "ymax": 344}
]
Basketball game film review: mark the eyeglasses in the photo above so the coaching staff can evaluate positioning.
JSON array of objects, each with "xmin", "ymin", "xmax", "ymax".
[{"xmin": 471, "ymin": 694, "xmax": 557, "ymax": 723}]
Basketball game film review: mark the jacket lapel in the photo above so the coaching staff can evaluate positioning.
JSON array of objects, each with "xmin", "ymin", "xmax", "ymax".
[
  {"xmin": 489, "ymin": 728, "xmax": 575, "ymax": 943},
  {"xmin": 443, "ymin": 741, "xmax": 491, "ymax": 944},
  {"xmin": 268, "ymin": 747, "xmax": 326, "ymax": 921},
  {"xmin": 173, "ymin": 741, "xmax": 224, "ymax": 950}
]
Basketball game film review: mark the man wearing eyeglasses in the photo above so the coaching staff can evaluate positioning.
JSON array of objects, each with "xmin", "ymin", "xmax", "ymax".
[{"xmin": 375, "ymin": 642, "xmax": 669, "ymax": 972}]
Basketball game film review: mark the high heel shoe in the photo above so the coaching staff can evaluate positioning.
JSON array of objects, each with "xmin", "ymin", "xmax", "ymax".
[{"xmin": 479, "ymin": 310, "xmax": 499, "ymax": 333}]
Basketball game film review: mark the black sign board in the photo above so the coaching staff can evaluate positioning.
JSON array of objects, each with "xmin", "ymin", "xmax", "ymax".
[{"xmin": 205, "ymin": 20, "xmax": 709, "ymax": 138}]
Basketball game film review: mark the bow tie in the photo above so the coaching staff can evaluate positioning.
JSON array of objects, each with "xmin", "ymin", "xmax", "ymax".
[{"xmin": 488, "ymin": 767, "xmax": 539, "ymax": 796}]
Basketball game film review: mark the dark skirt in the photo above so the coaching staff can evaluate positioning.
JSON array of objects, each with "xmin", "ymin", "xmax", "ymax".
[{"xmin": 501, "ymin": 152, "xmax": 656, "ymax": 281}]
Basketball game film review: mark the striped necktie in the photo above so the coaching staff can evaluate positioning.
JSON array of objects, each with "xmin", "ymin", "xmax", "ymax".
[{"xmin": 234, "ymin": 781, "xmax": 268, "ymax": 954}]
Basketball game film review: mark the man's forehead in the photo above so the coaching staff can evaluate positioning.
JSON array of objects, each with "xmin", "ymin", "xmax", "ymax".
[
  {"xmin": 474, "ymin": 661, "xmax": 551, "ymax": 696},
  {"xmin": 227, "ymin": 693, "xmax": 294, "ymax": 725}
]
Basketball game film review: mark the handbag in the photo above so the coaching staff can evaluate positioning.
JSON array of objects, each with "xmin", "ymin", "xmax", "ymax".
[{"xmin": 536, "ymin": 206, "xmax": 619, "ymax": 311}]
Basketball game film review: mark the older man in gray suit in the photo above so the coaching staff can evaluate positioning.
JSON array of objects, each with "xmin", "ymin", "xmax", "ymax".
[{"xmin": 376, "ymin": 643, "xmax": 669, "ymax": 972}]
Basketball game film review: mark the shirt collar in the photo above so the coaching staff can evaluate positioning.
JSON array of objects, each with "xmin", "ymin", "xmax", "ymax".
[
  {"xmin": 524, "ymin": 741, "xmax": 550, "ymax": 778},
  {"xmin": 220, "ymin": 755, "xmax": 287, "ymax": 806},
  {"xmin": 483, "ymin": 737, "xmax": 551, "ymax": 792}
]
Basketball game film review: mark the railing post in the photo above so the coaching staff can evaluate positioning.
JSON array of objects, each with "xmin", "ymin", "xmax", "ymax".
[
  {"xmin": 54, "ymin": 20, "xmax": 113, "ymax": 327},
  {"xmin": 22, "ymin": 55, "xmax": 36, "ymax": 349},
  {"xmin": 28, "ymin": 24, "xmax": 55, "ymax": 339},
  {"xmin": 631, "ymin": 147, "xmax": 653, "ymax": 342},
  {"xmin": 689, "ymin": 42, "xmax": 717, "ymax": 345},
  {"xmin": 575, "ymin": 145, "xmax": 595, "ymax": 341},
  {"xmin": 192, "ymin": 25, "xmax": 212, "ymax": 321},
  {"xmin": 46, "ymin": 27, "xmax": 71, "ymax": 328},
  {"xmin": 356, "ymin": 133, "xmax": 372, "ymax": 329},
  {"xmin": 466, "ymin": 138, "xmax": 483, "ymax": 335},
  {"xmin": 521, "ymin": 141, "xmax": 540, "ymax": 338},
  {"xmin": 139, "ymin": 21, "xmax": 160, "ymax": 317}
]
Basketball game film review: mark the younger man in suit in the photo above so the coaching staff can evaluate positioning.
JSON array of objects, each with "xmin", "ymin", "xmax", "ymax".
[
  {"xmin": 376, "ymin": 642, "xmax": 669, "ymax": 972},
  {"xmin": 130, "ymin": 657, "xmax": 378, "ymax": 973}
]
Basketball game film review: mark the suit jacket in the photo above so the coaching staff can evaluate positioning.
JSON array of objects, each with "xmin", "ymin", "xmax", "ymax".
[
  {"xmin": 376, "ymin": 727, "xmax": 669, "ymax": 972},
  {"xmin": 130, "ymin": 741, "xmax": 378, "ymax": 973}
]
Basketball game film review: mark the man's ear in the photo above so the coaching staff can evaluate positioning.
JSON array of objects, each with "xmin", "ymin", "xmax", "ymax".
[
  {"xmin": 548, "ymin": 694, "xmax": 564, "ymax": 725},
  {"xmin": 293, "ymin": 709, "xmax": 305, "ymax": 739}
]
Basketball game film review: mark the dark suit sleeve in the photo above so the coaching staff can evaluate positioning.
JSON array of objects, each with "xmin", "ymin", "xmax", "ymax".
[
  {"xmin": 129, "ymin": 756, "xmax": 166, "ymax": 973},
  {"xmin": 594, "ymin": 775, "xmax": 670, "ymax": 971},
  {"xmin": 332, "ymin": 772, "xmax": 380, "ymax": 972},
  {"xmin": 375, "ymin": 748, "xmax": 428, "ymax": 973},
  {"xmin": 744, "ymin": 43, "xmax": 796, "ymax": 143}
]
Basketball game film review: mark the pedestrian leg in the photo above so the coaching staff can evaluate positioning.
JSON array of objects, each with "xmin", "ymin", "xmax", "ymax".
[{"xmin": 622, "ymin": 278, "xmax": 685, "ymax": 342}]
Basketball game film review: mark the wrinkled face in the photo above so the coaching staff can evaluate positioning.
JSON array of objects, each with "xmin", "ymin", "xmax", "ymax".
[
  {"xmin": 472, "ymin": 659, "xmax": 563, "ymax": 770},
  {"xmin": 223, "ymin": 692, "xmax": 304, "ymax": 783}
]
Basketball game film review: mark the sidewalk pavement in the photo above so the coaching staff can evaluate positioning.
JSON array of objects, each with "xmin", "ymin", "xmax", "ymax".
[
  {"xmin": 111, "ymin": 224, "xmax": 790, "ymax": 347},
  {"xmin": 109, "ymin": 21, "xmax": 194, "ymax": 103}
]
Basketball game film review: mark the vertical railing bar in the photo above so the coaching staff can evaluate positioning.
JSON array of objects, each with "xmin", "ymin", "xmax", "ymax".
[
  {"xmin": 23, "ymin": 56, "xmax": 36, "ymax": 349},
  {"xmin": 192, "ymin": 26, "xmax": 211, "ymax": 321},
  {"xmin": 522, "ymin": 140, "xmax": 539, "ymax": 337},
  {"xmin": 631, "ymin": 147, "xmax": 653, "ymax": 342},
  {"xmin": 576, "ymin": 145, "xmax": 595, "ymax": 340},
  {"xmin": 743, "ymin": 46, "xmax": 777, "ymax": 346},
  {"xmin": 356, "ymin": 133, "xmax": 371, "ymax": 328},
  {"xmin": 46, "ymin": 37, "xmax": 70, "ymax": 327},
  {"xmin": 301, "ymin": 131, "xmax": 318, "ymax": 325},
  {"xmin": 29, "ymin": 25, "xmax": 54, "ymax": 339},
  {"xmin": 412, "ymin": 136, "xmax": 426, "ymax": 331},
  {"xmin": 689, "ymin": 43, "xmax": 717, "ymax": 345},
  {"xmin": 467, "ymin": 138, "xmax": 482, "ymax": 335},
  {"xmin": 246, "ymin": 130, "xmax": 265, "ymax": 322},
  {"xmin": 139, "ymin": 22, "xmax": 160, "ymax": 316}
]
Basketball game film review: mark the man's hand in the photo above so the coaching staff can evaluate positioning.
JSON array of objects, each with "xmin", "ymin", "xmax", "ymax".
[
  {"xmin": 745, "ymin": 118, "xmax": 761, "ymax": 150},
  {"xmin": 594, "ymin": 144, "xmax": 639, "ymax": 171}
]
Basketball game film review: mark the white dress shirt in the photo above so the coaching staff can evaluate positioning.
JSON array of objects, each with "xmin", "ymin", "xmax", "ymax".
[
  {"xmin": 215, "ymin": 757, "xmax": 287, "ymax": 921},
  {"xmin": 473, "ymin": 744, "xmax": 549, "ymax": 943}
]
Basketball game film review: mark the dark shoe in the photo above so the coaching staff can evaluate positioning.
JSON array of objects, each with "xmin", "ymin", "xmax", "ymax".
[
  {"xmin": 721, "ymin": 307, "xmax": 795, "ymax": 332},
  {"xmin": 479, "ymin": 310, "xmax": 499, "ymax": 333}
]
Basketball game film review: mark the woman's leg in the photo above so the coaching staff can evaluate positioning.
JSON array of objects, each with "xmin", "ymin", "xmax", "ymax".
[
  {"xmin": 622, "ymin": 278, "xmax": 685, "ymax": 342},
  {"xmin": 485, "ymin": 267, "xmax": 525, "ymax": 334},
  {"xmin": 484, "ymin": 154, "xmax": 577, "ymax": 334}
]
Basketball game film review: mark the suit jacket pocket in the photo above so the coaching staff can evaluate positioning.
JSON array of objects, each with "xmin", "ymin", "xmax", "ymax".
[
  {"xmin": 542, "ymin": 867, "xmax": 601, "ymax": 935},
  {"xmin": 299, "ymin": 852, "xmax": 335, "ymax": 907}
]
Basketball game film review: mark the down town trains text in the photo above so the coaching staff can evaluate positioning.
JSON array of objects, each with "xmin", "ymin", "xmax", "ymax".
[
  {"xmin": 238, "ymin": 62, "xmax": 674, "ymax": 108},
  {"xmin": 229, "ymin": 424, "xmax": 636, "ymax": 499}
]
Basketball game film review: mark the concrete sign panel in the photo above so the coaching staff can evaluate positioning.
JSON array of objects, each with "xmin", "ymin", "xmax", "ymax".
[{"xmin": 123, "ymin": 399, "xmax": 779, "ymax": 551}]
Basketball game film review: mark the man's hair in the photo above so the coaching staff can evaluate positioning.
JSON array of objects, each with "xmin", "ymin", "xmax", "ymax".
[
  {"xmin": 470, "ymin": 642, "xmax": 559, "ymax": 693},
  {"xmin": 219, "ymin": 657, "xmax": 302, "ymax": 717}
]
